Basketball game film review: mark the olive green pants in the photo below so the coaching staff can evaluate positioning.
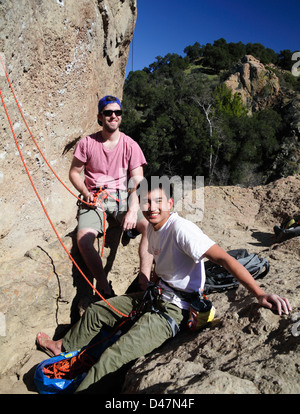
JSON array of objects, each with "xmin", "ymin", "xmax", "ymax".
[{"xmin": 62, "ymin": 293, "xmax": 187, "ymax": 393}]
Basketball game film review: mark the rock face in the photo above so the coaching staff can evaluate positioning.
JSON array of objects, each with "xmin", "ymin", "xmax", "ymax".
[
  {"xmin": 123, "ymin": 302, "xmax": 299, "ymax": 394},
  {"xmin": 0, "ymin": 0, "xmax": 137, "ymax": 259},
  {"xmin": 224, "ymin": 55, "xmax": 281, "ymax": 112},
  {"xmin": 282, "ymin": 93, "xmax": 300, "ymax": 137}
]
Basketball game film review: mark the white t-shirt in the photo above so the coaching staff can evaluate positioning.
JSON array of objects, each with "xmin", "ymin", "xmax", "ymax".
[{"xmin": 147, "ymin": 212, "xmax": 215, "ymax": 310}]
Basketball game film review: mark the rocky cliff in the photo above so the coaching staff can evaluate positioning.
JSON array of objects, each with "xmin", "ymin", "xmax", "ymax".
[
  {"xmin": 0, "ymin": 0, "xmax": 136, "ymax": 259},
  {"xmin": 224, "ymin": 55, "xmax": 300, "ymax": 179},
  {"xmin": 224, "ymin": 55, "xmax": 281, "ymax": 112}
]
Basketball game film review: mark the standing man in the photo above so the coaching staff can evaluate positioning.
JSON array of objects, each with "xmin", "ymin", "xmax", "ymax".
[{"xmin": 69, "ymin": 95, "xmax": 153, "ymax": 298}]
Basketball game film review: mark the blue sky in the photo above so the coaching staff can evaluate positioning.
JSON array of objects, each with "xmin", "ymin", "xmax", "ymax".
[{"xmin": 126, "ymin": 0, "xmax": 299, "ymax": 75}]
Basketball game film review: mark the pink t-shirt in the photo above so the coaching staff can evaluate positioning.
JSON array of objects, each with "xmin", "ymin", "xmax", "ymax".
[{"xmin": 74, "ymin": 132, "xmax": 147, "ymax": 191}]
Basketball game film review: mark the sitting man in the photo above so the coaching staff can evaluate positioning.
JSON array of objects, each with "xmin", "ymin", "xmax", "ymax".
[
  {"xmin": 69, "ymin": 95, "xmax": 153, "ymax": 298},
  {"xmin": 36, "ymin": 177, "xmax": 291, "ymax": 393}
]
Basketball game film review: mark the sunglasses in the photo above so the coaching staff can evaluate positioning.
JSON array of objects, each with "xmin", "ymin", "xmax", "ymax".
[{"xmin": 102, "ymin": 109, "xmax": 122, "ymax": 117}]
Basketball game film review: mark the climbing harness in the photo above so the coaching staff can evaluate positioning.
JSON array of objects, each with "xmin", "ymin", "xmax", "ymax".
[
  {"xmin": 137, "ymin": 282, "xmax": 180, "ymax": 337},
  {"xmin": 0, "ymin": 55, "xmax": 128, "ymax": 318},
  {"xmin": 80, "ymin": 185, "xmax": 123, "ymax": 260},
  {"xmin": 157, "ymin": 279, "xmax": 215, "ymax": 332},
  {"xmin": 35, "ymin": 281, "xmax": 183, "ymax": 394}
]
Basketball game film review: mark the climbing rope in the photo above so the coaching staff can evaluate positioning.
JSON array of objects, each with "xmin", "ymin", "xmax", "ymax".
[
  {"xmin": 90, "ymin": 186, "xmax": 120, "ymax": 260},
  {"xmin": 0, "ymin": 57, "xmax": 129, "ymax": 318}
]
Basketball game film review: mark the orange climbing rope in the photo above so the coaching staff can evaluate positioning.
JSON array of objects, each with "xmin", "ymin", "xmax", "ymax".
[
  {"xmin": 43, "ymin": 351, "xmax": 96, "ymax": 380},
  {"xmin": 0, "ymin": 57, "xmax": 128, "ymax": 318},
  {"xmin": 90, "ymin": 186, "xmax": 120, "ymax": 260}
]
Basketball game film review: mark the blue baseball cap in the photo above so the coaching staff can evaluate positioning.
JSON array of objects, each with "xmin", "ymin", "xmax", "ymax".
[{"xmin": 98, "ymin": 95, "xmax": 122, "ymax": 113}]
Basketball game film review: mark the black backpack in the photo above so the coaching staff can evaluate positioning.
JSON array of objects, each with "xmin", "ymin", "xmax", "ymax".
[
  {"xmin": 274, "ymin": 216, "xmax": 300, "ymax": 241},
  {"xmin": 204, "ymin": 249, "xmax": 270, "ymax": 294}
]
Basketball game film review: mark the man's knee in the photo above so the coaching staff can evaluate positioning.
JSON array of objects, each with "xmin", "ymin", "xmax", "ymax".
[{"xmin": 77, "ymin": 228, "xmax": 98, "ymax": 251}]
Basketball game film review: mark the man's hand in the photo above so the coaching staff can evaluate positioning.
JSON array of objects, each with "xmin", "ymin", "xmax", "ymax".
[
  {"xmin": 123, "ymin": 165, "xmax": 144, "ymax": 231},
  {"xmin": 204, "ymin": 245, "xmax": 292, "ymax": 317},
  {"xmin": 84, "ymin": 192, "xmax": 95, "ymax": 204},
  {"xmin": 257, "ymin": 294, "xmax": 292, "ymax": 316},
  {"xmin": 122, "ymin": 209, "xmax": 138, "ymax": 231}
]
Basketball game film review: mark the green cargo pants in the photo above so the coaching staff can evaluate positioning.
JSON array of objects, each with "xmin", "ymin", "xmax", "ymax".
[{"xmin": 62, "ymin": 292, "xmax": 188, "ymax": 393}]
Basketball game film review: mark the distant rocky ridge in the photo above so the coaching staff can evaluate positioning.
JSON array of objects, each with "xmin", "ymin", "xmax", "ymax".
[
  {"xmin": 224, "ymin": 54, "xmax": 300, "ymax": 179},
  {"xmin": 225, "ymin": 55, "xmax": 281, "ymax": 112},
  {"xmin": 225, "ymin": 54, "xmax": 300, "ymax": 136}
]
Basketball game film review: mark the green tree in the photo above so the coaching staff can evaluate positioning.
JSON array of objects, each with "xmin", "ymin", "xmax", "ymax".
[
  {"xmin": 148, "ymin": 53, "xmax": 189, "ymax": 75},
  {"xmin": 246, "ymin": 43, "xmax": 277, "ymax": 64},
  {"xmin": 227, "ymin": 41, "xmax": 246, "ymax": 60},
  {"xmin": 277, "ymin": 49, "xmax": 293, "ymax": 70},
  {"xmin": 184, "ymin": 42, "xmax": 203, "ymax": 62},
  {"xmin": 124, "ymin": 70, "xmax": 153, "ymax": 108},
  {"xmin": 214, "ymin": 84, "xmax": 247, "ymax": 117},
  {"xmin": 203, "ymin": 39, "xmax": 232, "ymax": 71},
  {"xmin": 216, "ymin": 108, "xmax": 282, "ymax": 184}
]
